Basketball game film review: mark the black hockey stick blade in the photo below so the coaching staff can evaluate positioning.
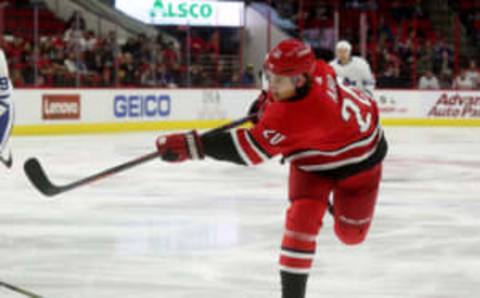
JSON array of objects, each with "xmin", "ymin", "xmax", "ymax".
[{"xmin": 24, "ymin": 158, "xmax": 62, "ymax": 197}]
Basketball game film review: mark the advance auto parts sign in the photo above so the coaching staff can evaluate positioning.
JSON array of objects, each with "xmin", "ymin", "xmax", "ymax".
[
  {"xmin": 115, "ymin": 0, "xmax": 244, "ymax": 27},
  {"xmin": 42, "ymin": 94, "xmax": 81, "ymax": 120},
  {"xmin": 428, "ymin": 93, "xmax": 480, "ymax": 118}
]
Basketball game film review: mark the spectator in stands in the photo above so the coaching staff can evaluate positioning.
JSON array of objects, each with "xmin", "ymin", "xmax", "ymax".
[
  {"xmin": 97, "ymin": 33, "xmax": 117, "ymax": 85},
  {"xmin": 390, "ymin": 0, "xmax": 415, "ymax": 22},
  {"xmin": 84, "ymin": 39, "xmax": 102, "ymax": 75},
  {"xmin": 189, "ymin": 33, "xmax": 207, "ymax": 62},
  {"xmin": 229, "ymin": 72, "xmax": 242, "ymax": 87},
  {"xmin": 36, "ymin": 51, "xmax": 54, "ymax": 85},
  {"xmin": 438, "ymin": 49, "xmax": 453, "ymax": 77},
  {"xmin": 453, "ymin": 69, "xmax": 475, "ymax": 90},
  {"xmin": 432, "ymin": 49, "xmax": 453, "ymax": 89},
  {"xmin": 162, "ymin": 41, "xmax": 180, "ymax": 70},
  {"xmin": 206, "ymin": 31, "xmax": 220, "ymax": 55},
  {"xmin": 64, "ymin": 52, "xmax": 88, "ymax": 75},
  {"xmin": 418, "ymin": 70, "xmax": 440, "ymax": 90},
  {"xmin": 465, "ymin": 59, "xmax": 480, "ymax": 89},
  {"xmin": 377, "ymin": 49, "xmax": 405, "ymax": 88},
  {"xmin": 10, "ymin": 68, "xmax": 25, "ymax": 87},
  {"xmin": 84, "ymin": 30, "xmax": 97, "ymax": 52},
  {"xmin": 119, "ymin": 53, "xmax": 138, "ymax": 86},
  {"xmin": 121, "ymin": 37, "xmax": 137, "ymax": 56},
  {"xmin": 417, "ymin": 40, "xmax": 434, "ymax": 74},
  {"xmin": 66, "ymin": 11, "xmax": 86, "ymax": 32},
  {"xmin": 190, "ymin": 63, "xmax": 204, "ymax": 86},
  {"xmin": 397, "ymin": 28, "xmax": 415, "ymax": 65},
  {"xmin": 433, "ymin": 40, "xmax": 453, "ymax": 74},
  {"xmin": 6, "ymin": 37, "xmax": 26, "ymax": 67},
  {"xmin": 64, "ymin": 12, "xmax": 88, "ymax": 52},
  {"xmin": 241, "ymin": 64, "xmax": 256, "ymax": 87},
  {"xmin": 140, "ymin": 65, "xmax": 156, "ymax": 87},
  {"xmin": 345, "ymin": 0, "xmax": 378, "ymax": 10},
  {"xmin": 50, "ymin": 48, "xmax": 69, "ymax": 86},
  {"xmin": 64, "ymin": 27, "xmax": 86, "ymax": 52},
  {"xmin": 156, "ymin": 64, "xmax": 177, "ymax": 88},
  {"xmin": 273, "ymin": 0, "xmax": 297, "ymax": 19},
  {"xmin": 217, "ymin": 59, "xmax": 232, "ymax": 87},
  {"xmin": 302, "ymin": 3, "xmax": 335, "ymax": 56},
  {"xmin": 377, "ymin": 16, "xmax": 394, "ymax": 45},
  {"xmin": 20, "ymin": 41, "xmax": 34, "ymax": 85}
]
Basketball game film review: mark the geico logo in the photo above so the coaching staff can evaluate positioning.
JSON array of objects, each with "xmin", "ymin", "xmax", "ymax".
[
  {"xmin": 114, "ymin": 95, "xmax": 171, "ymax": 118},
  {"xmin": 44, "ymin": 101, "xmax": 79, "ymax": 115}
]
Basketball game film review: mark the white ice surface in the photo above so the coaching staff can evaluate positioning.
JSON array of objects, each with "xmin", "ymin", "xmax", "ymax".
[{"xmin": 1, "ymin": 127, "xmax": 479, "ymax": 298}]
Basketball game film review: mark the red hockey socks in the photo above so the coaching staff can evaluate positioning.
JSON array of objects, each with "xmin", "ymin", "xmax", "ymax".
[{"xmin": 279, "ymin": 199, "xmax": 327, "ymax": 298}]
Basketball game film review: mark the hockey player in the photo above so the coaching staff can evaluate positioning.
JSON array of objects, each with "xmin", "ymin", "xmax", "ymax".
[
  {"xmin": 155, "ymin": 39, "xmax": 387, "ymax": 298},
  {"xmin": 330, "ymin": 40, "xmax": 375, "ymax": 96},
  {"xmin": 0, "ymin": 48, "xmax": 13, "ymax": 168}
]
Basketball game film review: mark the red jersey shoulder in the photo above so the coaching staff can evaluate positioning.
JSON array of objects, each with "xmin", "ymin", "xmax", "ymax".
[
  {"xmin": 314, "ymin": 59, "xmax": 336, "ymax": 78},
  {"xmin": 311, "ymin": 60, "xmax": 339, "ymax": 104}
]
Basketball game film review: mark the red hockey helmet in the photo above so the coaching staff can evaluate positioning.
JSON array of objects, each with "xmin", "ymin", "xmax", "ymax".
[{"xmin": 264, "ymin": 39, "xmax": 316, "ymax": 77}]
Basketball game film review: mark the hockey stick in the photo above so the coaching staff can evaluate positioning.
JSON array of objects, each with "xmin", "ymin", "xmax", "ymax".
[
  {"xmin": 0, "ymin": 151, "xmax": 13, "ymax": 168},
  {"xmin": 0, "ymin": 280, "xmax": 44, "ymax": 298},
  {"xmin": 24, "ymin": 115, "xmax": 256, "ymax": 197}
]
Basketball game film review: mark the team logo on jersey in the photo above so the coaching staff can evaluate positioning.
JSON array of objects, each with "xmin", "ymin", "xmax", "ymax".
[
  {"xmin": 263, "ymin": 129, "xmax": 286, "ymax": 146},
  {"xmin": 342, "ymin": 77, "xmax": 356, "ymax": 86}
]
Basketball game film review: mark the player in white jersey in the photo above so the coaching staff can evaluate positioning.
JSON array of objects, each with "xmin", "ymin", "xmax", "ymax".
[
  {"xmin": 0, "ymin": 48, "xmax": 14, "ymax": 168},
  {"xmin": 329, "ymin": 40, "xmax": 375, "ymax": 96}
]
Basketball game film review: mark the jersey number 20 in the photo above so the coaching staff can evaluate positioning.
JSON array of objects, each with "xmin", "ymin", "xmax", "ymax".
[{"xmin": 340, "ymin": 86, "xmax": 372, "ymax": 133}]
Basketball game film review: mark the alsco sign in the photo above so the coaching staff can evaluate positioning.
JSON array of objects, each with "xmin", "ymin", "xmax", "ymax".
[
  {"xmin": 116, "ymin": 0, "xmax": 244, "ymax": 27},
  {"xmin": 149, "ymin": 0, "xmax": 213, "ymax": 19}
]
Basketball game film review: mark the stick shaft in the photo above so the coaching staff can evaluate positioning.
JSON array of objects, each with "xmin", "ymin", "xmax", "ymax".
[
  {"xmin": 0, "ymin": 281, "xmax": 43, "ymax": 298},
  {"xmin": 66, "ymin": 115, "xmax": 255, "ymax": 189}
]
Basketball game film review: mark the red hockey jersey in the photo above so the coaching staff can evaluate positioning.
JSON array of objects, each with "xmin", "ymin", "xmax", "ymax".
[{"xmin": 227, "ymin": 60, "xmax": 387, "ymax": 178}]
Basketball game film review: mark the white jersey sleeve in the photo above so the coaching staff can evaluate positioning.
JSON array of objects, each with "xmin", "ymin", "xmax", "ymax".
[
  {"xmin": 0, "ymin": 49, "xmax": 12, "ymax": 101},
  {"xmin": 329, "ymin": 56, "xmax": 375, "ymax": 96},
  {"xmin": 0, "ymin": 49, "xmax": 14, "ymax": 160}
]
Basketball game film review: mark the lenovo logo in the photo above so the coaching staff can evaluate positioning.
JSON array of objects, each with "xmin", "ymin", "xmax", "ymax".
[{"xmin": 42, "ymin": 95, "xmax": 81, "ymax": 120}]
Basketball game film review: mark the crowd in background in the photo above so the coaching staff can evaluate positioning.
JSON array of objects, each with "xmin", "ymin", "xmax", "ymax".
[
  {"xmin": 265, "ymin": 0, "xmax": 480, "ymax": 90},
  {"xmin": 3, "ymin": 10, "xmax": 254, "ymax": 88},
  {"xmin": 2, "ymin": 0, "xmax": 480, "ymax": 89}
]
